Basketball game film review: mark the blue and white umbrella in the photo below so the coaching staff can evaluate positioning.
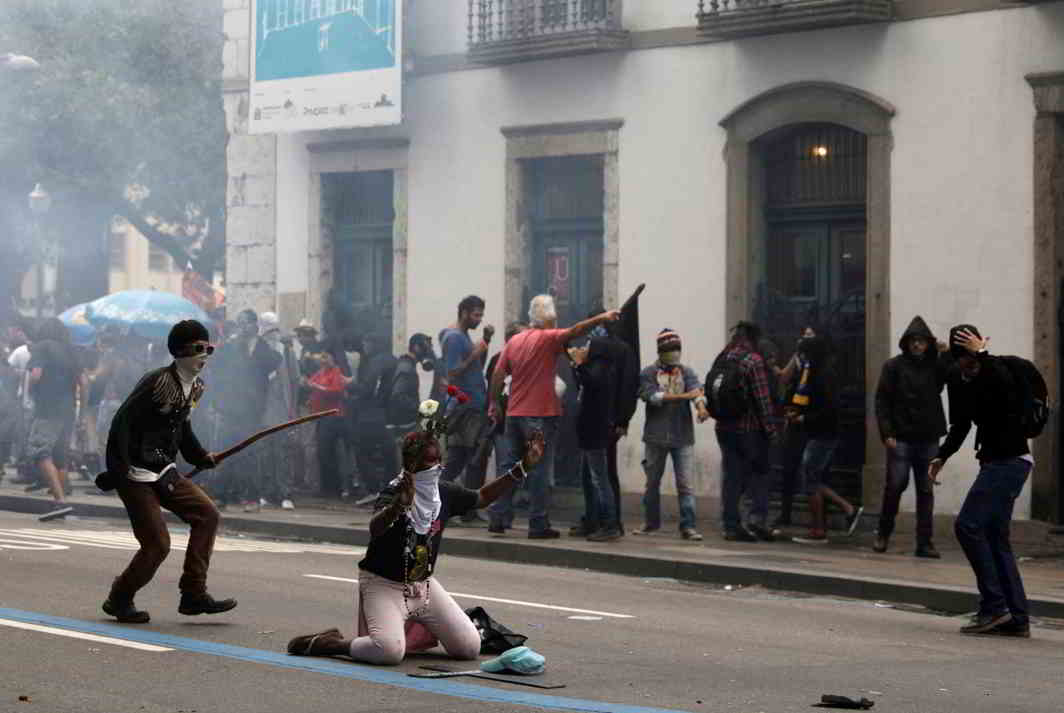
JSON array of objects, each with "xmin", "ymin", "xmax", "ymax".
[
  {"xmin": 57, "ymin": 302, "xmax": 97, "ymax": 346},
  {"xmin": 84, "ymin": 290, "xmax": 210, "ymax": 342}
]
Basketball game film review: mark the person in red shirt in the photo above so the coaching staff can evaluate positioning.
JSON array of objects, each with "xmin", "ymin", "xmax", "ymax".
[
  {"xmin": 306, "ymin": 351, "xmax": 352, "ymax": 497},
  {"xmin": 486, "ymin": 294, "xmax": 619, "ymax": 538}
]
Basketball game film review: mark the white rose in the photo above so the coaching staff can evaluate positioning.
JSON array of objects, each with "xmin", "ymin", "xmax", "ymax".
[{"xmin": 418, "ymin": 399, "xmax": 440, "ymax": 417}]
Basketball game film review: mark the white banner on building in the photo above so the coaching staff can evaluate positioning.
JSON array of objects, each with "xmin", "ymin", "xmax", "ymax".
[{"xmin": 249, "ymin": 0, "xmax": 402, "ymax": 134}]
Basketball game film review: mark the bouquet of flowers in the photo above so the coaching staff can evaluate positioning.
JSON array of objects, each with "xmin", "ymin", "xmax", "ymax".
[{"xmin": 417, "ymin": 385, "xmax": 469, "ymax": 438}]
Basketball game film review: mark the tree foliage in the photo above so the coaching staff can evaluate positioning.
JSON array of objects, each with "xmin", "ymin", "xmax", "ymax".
[{"xmin": 0, "ymin": 0, "xmax": 226, "ymax": 320}]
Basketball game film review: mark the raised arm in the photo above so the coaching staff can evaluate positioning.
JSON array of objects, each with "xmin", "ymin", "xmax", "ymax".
[{"xmin": 559, "ymin": 309, "xmax": 621, "ymax": 344}]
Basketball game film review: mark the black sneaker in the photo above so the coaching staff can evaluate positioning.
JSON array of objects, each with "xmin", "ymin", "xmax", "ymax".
[
  {"xmin": 960, "ymin": 611, "xmax": 1012, "ymax": 635},
  {"xmin": 487, "ymin": 521, "xmax": 506, "ymax": 536},
  {"xmin": 747, "ymin": 523, "xmax": 776, "ymax": 542},
  {"xmin": 986, "ymin": 619, "xmax": 1031, "ymax": 638},
  {"xmin": 528, "ymin": 528, "xmax": 561, "ymax": 540},
  {"xmin": 722, "ymin": 527, "xmax": 757, "ymax": 543},
  {"xmin": 587, "ymin": 527, "xmax": 623, "ymax": 542},
  {"xmin": 915, "ymin": 545, "xmax": 942, "ymax": 559},
  {"xmin": 872, "ymin": 536, "xmax": 889, "ymax": 553},
  {"xmin": 179, "ymin": 592, "xmax": 238, "ymax": 616},
  {"xmin": 102, "ymin": 598, "xmax": 151, "ymax": 624},
  {"xmin": 39, "ymin": 505, "xmax": 73, "ymax": 522}
]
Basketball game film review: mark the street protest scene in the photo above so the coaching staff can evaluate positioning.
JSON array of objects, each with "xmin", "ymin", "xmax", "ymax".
[{"xmin": 3, "ymin": 1, "xmax": 1064, "ymax": 712}]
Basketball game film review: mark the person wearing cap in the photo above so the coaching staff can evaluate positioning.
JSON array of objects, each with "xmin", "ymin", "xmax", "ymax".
[
  {"xmin": 97, "ymin": 320, "xmax": 236, "ymax": 623},
  {"xmin": 636, "ymin": 328, "xmax": 708, "ymax": 541},
  {"xmin": 930, "ymin": 326, "xmax": 1034, "ymax": 637}
]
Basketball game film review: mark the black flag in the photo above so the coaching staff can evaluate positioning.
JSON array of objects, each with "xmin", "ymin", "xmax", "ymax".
[{"xmin": 614, "ymin": 284, "xmax": 644, "ymax": 430}]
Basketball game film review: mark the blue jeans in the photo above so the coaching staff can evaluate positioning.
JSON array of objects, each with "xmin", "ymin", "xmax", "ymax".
[
  {"xmin": 716, "ymin": 430, "xmax": 770, "ymax": 532},
  {"xmin": 580, "ymin": 448, "xmax": 618, "ymax": 531},
  {"xmin": 488, "ymin": 416, "xmax": 557, "ymax": 533},
  {"xmin": 955, "ymin": 457, "xmax": 1031, "ymax": 624},
  {"xmin": 641, "ymin": 443, "xmax": 696, "ymax": 531},
  {"xmin": 878, "ymin": 439, "xmax": 937, "ymax": 546}
]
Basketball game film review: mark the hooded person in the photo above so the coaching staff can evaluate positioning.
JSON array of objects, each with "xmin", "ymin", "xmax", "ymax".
[
  {"xmin": 287, "ymin": 418, "xmax": 546, "ymax": 665},
  {"xmin": 97, "ymin": 320, "xmax": 237, "ymax": 624},
  {"xmin": 873, "ymin": 316, "xmax": 950, "ymax": 557}
]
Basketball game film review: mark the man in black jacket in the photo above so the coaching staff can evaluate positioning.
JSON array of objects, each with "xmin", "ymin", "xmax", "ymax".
[
  {"xmin": 99, "ymin": 320, "xmax": 234, "ymax": 623},
  {"xmin": 874, "ymin": 316, "xmax": 949, "ymax": 558},
  {"xmin": 386, "ymin": 333, "xmax": 436, "ymax": 475},
  {"xmin": 930, "ymin": 325, "xmax": 1032, "ymax": 637},
  {"xmin": 568, "ymin": 335, "xmax": 622, "ymax": 542}
]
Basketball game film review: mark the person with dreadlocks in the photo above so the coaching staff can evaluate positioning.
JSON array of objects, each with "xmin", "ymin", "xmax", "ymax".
[
  {"xmin": 287, "ymin": 404, "xmax": 545, "ymax": 665},
  {"xmin": 96, "ymin": 320, "xmax": 235, "ymax": 623}
]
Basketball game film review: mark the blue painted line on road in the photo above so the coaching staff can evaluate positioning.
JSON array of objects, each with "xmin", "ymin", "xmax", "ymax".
[{"xmin": 0, "ymin": 607, "xmax": 692, "ymax": 713}]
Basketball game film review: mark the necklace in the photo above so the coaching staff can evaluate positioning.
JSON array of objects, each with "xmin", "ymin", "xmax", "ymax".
[{"xmin": 401, "ymin": 522, "xmax": 431, "ymax": 617}]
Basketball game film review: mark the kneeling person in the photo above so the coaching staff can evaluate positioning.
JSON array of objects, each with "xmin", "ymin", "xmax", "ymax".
[
  {"xmin": 288, "ymin": 425, "xmax": 544, "ymax": 664},
  {"xmin": 99, "ymin": 320, "xmax": 234, "ymax": 623}
]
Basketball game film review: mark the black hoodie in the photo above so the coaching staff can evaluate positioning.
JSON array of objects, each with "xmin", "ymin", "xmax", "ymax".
[
  {"xmin": 785, "ymin": 336, "xmax": 838, "ymax": 438},
  {"xmin": 874, "ymin": 316, "xmax": 949, "ymax": 443}
]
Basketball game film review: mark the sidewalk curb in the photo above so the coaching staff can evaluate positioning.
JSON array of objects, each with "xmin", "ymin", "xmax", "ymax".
[{"xmin": 5, "ymin": 494, "xmax": 1064, "ymax": 620}]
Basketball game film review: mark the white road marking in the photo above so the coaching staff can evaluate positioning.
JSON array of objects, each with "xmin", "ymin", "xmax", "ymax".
[
  {"xmin": 0, "ymin": 529, "xmax": 363, "ymax": 556},
  {"xmin": 303, "ymin": 574, "xmax": 635, "ymax": 619},
  {"xmin": 0, "ymin": 618, "xmax": 172, "ymax": 652},
  {"xmin": 0, "ymin": 538, "xmax": 68, "ymax": 551},
  {"xmin": 567, "ymin": 615, "xmax": 603, "ymax": 621}
]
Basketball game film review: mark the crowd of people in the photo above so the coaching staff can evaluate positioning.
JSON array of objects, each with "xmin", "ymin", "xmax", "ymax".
[{"xmin": 0, "ymin": 289, "xmax": 1042, "ymax": 640}]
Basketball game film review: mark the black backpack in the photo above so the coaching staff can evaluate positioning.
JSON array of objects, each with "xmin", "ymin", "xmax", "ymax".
[
  {"xmin": 996, "ymin": 356, "xmax": 1050, "ymax": 439},
  {"xmin": 705, "ymin": 350, "xmax": 749, "ymax": 420}
]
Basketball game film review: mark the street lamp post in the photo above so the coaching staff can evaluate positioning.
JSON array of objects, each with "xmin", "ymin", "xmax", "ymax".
[{"xmin": 28, "ymin": 183, "xmax": 52, "ymax": 317}]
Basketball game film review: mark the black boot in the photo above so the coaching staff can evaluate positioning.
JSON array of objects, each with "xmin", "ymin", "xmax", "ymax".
[
  {"xmin": 102, "ymin": 597, "xmax": 151, "ymax": 624},
  {"xmin": 179, "ymin": 592, "xmax": 238, "ymax": 616}
]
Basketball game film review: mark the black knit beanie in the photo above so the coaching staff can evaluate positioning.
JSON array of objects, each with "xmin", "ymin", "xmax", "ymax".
[
  {"xmin": 168, "ymin": 320, "xmax": 210, "ymax": 356},
  {"xmin": 948, "ymin": 323, "xmax": 981, "ymax": 360}
]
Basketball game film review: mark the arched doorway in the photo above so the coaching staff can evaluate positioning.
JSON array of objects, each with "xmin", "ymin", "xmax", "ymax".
[
  {"xmin": 720, "ymin": 82, "xmax": 894, "ymax": 513},
  {"xmin": 752, "ymin": 123, "xmax": 868, "ymax": 496}
]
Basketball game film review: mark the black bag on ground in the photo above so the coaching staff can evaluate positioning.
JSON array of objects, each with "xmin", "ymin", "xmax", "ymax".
[
  {"xmin": 464, "ymin": 606, "xmax": 528, "ymax": 655},
  {"xmin": 995, "ymin": 356, "xmax": 1050, "ymax": 439},
  {"xmin": 704, "ymin": 350, "xmax": 749, "ymax": 420}
]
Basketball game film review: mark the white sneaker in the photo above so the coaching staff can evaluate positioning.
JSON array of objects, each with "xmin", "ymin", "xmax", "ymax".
[
  {"xmin": 281, "ymin": 499, "xmax": 295, "ymax": 510},
  {"xmin": 259, "ymin": 497, "xmax": 270, "ymax": 508}
]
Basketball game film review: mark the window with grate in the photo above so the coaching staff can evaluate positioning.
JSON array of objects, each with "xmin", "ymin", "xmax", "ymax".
[{"xmin": 765, "ymin": 124, "xmax": 867, "ymax": 209}]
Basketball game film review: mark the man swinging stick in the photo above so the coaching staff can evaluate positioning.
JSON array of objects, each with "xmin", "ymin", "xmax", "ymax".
[{"xmin": 96, "ymin": 320, "xmax": 233, "ymax": 623}]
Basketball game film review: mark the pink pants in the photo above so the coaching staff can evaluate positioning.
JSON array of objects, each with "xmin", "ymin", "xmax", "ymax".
[{"xmin": 350, "ymin": 569, "xmax": 481, "ymax": 665}]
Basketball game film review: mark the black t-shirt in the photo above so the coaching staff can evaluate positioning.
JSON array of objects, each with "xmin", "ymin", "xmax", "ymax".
[
  {"xmin": 358, "ymin": 479, "xmax": 479, "ymax": 583},
  {"xmin": 28, "ymin": 339, "xmax": 79, "ymax": 420}
]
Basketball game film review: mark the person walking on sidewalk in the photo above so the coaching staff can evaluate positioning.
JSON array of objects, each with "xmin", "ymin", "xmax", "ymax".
[
  {"xmin": 874, "ymin": 316, "xmax": 950, "ymax": 558},
  {"xmin": 787, "ymin": 335, "xmax": 863, "ymax": 545},
  {"xmin": 26, "ymin": 318, "xmax": 84, "ymax": 522},
  {"xmin": 930, "ymin": 325, "xmax": 1038, "ymax": 637},
  {"xmin": 635, "ymin": 329, "xmax": 708, "ymax": 541},
  {"xmin": 710, "ymin": 322, "xmax": 778, "ymax": 542},
  {"xmin": 97, "ymin": 320, "xmax": 235, "ymax": 624},
  {"xmin": 487, "ymin": 295, "xmax": 620, "ymax": 538}
]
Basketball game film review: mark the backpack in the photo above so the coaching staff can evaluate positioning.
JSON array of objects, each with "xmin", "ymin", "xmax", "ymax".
[
  {"xmin": 705, "ymin": 350, "xmax": 749, "ymax": 420},
  {"xmin": 996, "ymin": 356, "xmax": 1050, "ymax": 439}
]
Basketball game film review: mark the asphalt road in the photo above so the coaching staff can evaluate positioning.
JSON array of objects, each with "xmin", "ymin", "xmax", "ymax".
[{"xmin": 0, "ymin": 511, "xmax": 1061, "ymax": 713}]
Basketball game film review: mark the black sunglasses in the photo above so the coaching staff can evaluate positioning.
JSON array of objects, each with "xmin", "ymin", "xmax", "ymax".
[{"xmin": 179, "ymin": 343, "xmax": 215, "ymax": 356}]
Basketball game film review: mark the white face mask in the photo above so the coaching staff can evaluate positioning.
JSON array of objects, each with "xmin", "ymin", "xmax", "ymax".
[
  {"xmin": 407, "ymin": 464, "xmax": 443, "ymax": 535},
  {"xmin": 175, "ymin": 353, "xmax": 208, "ymax": 376}
]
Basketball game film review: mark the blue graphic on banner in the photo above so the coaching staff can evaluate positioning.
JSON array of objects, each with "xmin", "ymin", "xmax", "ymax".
[{"xmin": 255, "ymin": 0, "xmax": 396, "ymax": 82}]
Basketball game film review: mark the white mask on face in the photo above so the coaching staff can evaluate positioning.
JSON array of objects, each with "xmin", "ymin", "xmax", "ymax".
[
  {"xmin": 407, "ymin": 464, "xmax": 443, "ymax": 535},
  {"xmin": 175, "ymin": 354, "xmax": 207, "ymax": 379}
]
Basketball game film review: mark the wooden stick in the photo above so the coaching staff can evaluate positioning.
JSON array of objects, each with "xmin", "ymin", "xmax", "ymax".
[{"xmin": 184, "ymin": 408, "xmax": 340, "ymax": 478}]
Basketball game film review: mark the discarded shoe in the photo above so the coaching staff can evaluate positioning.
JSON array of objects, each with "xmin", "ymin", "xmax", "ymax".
[
  {"xmin": 814, "ymin": 694, "xmax": 874, "ymax": 709},
  {"xmin": 287, "ymin": 628, "xmax": 343, "ymax": 656}
]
